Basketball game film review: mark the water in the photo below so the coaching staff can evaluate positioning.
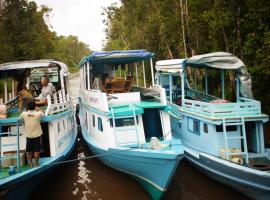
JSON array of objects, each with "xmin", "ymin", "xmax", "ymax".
[{"xmin": 30, "ymin": 73, "xmax": 250, "ymax": 200}]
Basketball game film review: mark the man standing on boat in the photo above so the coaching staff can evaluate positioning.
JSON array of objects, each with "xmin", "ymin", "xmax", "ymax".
[
  {"xmin": 20, "ymin": 100, "xmax": 44, "ymax": 168},
  {"xmin": 36, "ymin": 76, "xmax": 56, "ymax": 106}
]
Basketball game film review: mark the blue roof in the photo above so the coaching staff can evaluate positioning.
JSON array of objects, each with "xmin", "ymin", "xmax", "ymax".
[{"xmin": 80, "ymin": 50, "xmax": 154, "ymax": 66}]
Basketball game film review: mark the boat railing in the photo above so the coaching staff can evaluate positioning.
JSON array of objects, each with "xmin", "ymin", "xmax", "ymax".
[
  {"xmin": 186, "ymin": 88, "xmax": 219, "ymax": 102},
  {"xmin": 45, "ymin": 89, "xmax": 71, "ymax": 115},
  {"xmin": 182, "ymin": 97, "xmax": 261, "ymax": 118},
  {"xmin": 0, "ymin": 121, "xmax": 22, "ymax": 174}
]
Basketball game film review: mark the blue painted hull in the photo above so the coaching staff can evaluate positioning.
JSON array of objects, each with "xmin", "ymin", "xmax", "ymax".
[
  {"xmin": 184, "ymin": 150, "xmax": 270, "ymax": 200},
  {"xmin": 0, "ymin": 129, "xmax": 77, "ymax": 200},
  {"xmin": 81, "ymin": 127, "xmax": 183, "ymax": 200}
]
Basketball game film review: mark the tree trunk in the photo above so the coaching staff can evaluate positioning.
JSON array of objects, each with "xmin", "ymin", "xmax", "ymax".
[
  {"xmin": 180, "ymin": 0, "xmax": 187, "ymax": 58},
  {"xmin": 237, "ymin": 4, "xmax": 244, "ymax": 59},
  {"xmin": 222, "ymin": 27, "xmax": 229, "ymax": 52}
]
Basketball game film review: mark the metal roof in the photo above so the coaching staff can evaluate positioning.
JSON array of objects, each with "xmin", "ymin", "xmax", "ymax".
[
  {"xmin": 0, "ymin": 60, "xmax": 69, "ymax": 74},
  {"xmin": 80, "ymin": 50, "xmax": 154, "ymax": 66}
]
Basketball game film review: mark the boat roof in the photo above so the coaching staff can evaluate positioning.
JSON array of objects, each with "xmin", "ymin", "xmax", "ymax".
[
  {"xmin": 156, "ymin": 59, "xmax": 185, "ymax": 73},
  {"xmin": 0, "ymin": 60, "xmax": 69, "ymax": 74},
  {"xmin": 186, "ymin": 52, "xmax": 245, "ymax": 70},
  {"xmin": 155, "ymin": 52, "xmax": 245, "ymax": 73},
  {"xmin": 80, "ymin": 50, "xmax": 154, "ymax": 66}
]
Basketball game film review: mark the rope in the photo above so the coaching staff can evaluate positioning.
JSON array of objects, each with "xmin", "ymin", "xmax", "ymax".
[{"xmin": 40, "ymin": 147, "xmax": 134, "ymax": 166}]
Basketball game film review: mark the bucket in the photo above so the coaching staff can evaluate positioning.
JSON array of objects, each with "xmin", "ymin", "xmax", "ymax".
[{"xmin": 8, "ymin": 166, "xmax": 16, "ymax": 176}]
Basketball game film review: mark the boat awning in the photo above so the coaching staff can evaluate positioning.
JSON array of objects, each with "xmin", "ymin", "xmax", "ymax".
[
  {"xmin": 185, "ymin": 52, "xmax": 245, "ymax": 70},
  {"xmin": 108, "ymin": 104, "xmax": 144, "ymax": 118},
  {"xmin": 80, "ymin": 50, "xmax": 154, "ymax": 66},
  {"xmin": 0, "ymin": 60, "xmax": 69, "ymax": 75},
  {"xmin": 155, "ymin": 59, "xmax": 185, "ymax": 73}
]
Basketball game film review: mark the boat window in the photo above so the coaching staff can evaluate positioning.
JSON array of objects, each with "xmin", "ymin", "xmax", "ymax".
[
  {"xmin": 216, "ymin": 125, "xmax": 237, "ymax": 132},
  {"xmin": 98, "ymin": 117, "xmax": 103, "ymax": 132},
  {"xmin": 203, "ymin": 123, "xmax": 208, "ymax": 133},
  {"xmin": 110, "ymin": 117, "xmax": 138, "ymax": 127},
  {"xmin": 188, "ymin": 118, "xmax": 200, "ymax": 135},
  {"xmin": 92, "ymin": 114, "xmax": 95, "ymax": 127}
]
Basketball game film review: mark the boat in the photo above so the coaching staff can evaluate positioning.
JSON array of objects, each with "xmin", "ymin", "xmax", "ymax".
[
  {"xmin": 155, "ymin": 52, "xmax": 270, "ymax": 200},
  {"xmin": 0, "ymin": 60, "xmax": 77, "ymax": 200},
  {"xmin": 77, "ymin": 50, "xmax": 184, "ymax": 199}
]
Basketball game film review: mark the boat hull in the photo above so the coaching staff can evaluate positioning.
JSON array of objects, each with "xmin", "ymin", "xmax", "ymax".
[
  {"xmin": 85, "ymin": 141, "xmax": 182, "ymax": 200},
  {"xmin": 184, "ymin": 149, "xmax": 270, "ymax": 200},
  {"xmin": 0, "ymin": 128, "xmax": 77, "ymax": 200}
]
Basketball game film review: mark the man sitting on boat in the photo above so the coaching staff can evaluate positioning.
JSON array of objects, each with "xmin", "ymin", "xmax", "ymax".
[
  {"xmin": 35, "ymin": 76, "xmax": 56, "ymax": 106},
  {"xmin": 20, "ymin": 99, "xmax": 44, "ymax": 168}
]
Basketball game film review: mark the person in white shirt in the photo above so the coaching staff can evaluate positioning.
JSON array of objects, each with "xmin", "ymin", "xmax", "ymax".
[{"xmin": 36, "ymin": 76, "xmax": 56, "ymax": 106}]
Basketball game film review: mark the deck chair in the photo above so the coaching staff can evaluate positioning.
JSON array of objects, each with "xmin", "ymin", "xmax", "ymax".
[
  {"xmin": 111, "ymin": 80, "xmax": 126, "ymax": 93},
  {"xmin": 125, "ymin": 76, "xmax": 133, "ymax": 92}
]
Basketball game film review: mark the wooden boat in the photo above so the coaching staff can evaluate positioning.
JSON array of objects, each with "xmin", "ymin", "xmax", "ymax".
[
  {"xmin": 155, "ymin": 52, "xmax": 270, "ymax": 200},
  {"xmin": 0, "ymin": 60, "xmax": 77, "ymax": 200},
  {"xmin": 78, "ymin": 50, "xmax": 184, "ymax": 199}
]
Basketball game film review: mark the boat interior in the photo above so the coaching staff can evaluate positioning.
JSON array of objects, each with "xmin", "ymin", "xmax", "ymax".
[{"xmin": 0, "ymin": 62, "xmax": 72, "ymax": 178}]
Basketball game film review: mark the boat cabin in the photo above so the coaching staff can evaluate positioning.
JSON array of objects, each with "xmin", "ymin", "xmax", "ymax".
[
  {"xmin": 156, "ymin": 52, "xmax": 269, "ymax": 166},
  {"xmin": 0, "ymin": 60, "xmax": 74, "ymax": 177},
  {"xmin": 79, "ymin": 50, "xmax": 173, "ymax": 147}
]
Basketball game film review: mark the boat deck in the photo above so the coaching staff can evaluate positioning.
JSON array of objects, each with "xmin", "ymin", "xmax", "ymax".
[{"xmin": 0, "ymin": 157, "xmax": 51, "ymax": 179}]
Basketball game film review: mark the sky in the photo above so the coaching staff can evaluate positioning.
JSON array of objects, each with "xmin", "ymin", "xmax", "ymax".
[{"xmin": 34, "ymin": 0, "xmax": 120, "ymax": 51}]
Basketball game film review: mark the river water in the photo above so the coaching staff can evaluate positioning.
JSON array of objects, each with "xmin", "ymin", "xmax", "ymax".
[{"xmin": 30, "ymin": 73, "xmax": 250, "ymax": 200}]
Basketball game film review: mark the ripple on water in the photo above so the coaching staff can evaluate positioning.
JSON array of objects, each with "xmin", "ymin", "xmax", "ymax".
[{"xmin": 72, "ymin": 152, "xmax": 102, "ymax": 200}]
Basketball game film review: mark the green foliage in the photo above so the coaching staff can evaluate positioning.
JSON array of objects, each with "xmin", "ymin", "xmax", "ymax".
[
  {"xmin": 0, "ymin": 0, "xmax": 90, "ymax": 73},
  {"xmin": 103, "ymin": 0, "xmax": 270, "ymax": 114}
]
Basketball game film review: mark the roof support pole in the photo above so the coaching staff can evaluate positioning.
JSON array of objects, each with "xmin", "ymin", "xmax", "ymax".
[
  {"xmin": 4, "ymin": 78, "xmax": 7, "ymax": 103},
  {"xmin": 181, "ymin": 72, "xmax": 185, "ymax": 106},
  {"xmin": 236, "ymin": 76, "xmax": 240, "ymax": 102},
  {"xmin": 83, "ymin": 63, "xmax": 86, "ymax": 90},
  {"xmin": 120, "ymin": 65, "xmax": 122, "ymax": 77},
  {"xmin": 12, "ymin": 79, "xmax": 15, "ymax": 99},
  {"xmin": 135, "ymin": 62, "xmax": 139, "ymax": 86},
  {"xmin": 156, "ymin": 72, "xmax": 160, "ymax": 85},
  {"xmin": 194, "ymin": 68, "xmax": 197, "ymax": 90},
  {"xmin": 205, "ymin": 68, "xmax": 208, "ymax": 95},
  {"xmin": 87, "ymin": 62, "xmax": 90, "ymax": 90},
  {"xmin": 150, "ymin": 58, "xmax": 155, "ymax": 86},
  {"xmin": 142, "ymin": 61, "xmax": 146, "ymax": 88},
  {"xmin": 169, "ymin": 73, "xmax": 173, "ymax": 103},
  {"xmin": 221, "ymin": 69, "xmax": 225, "ymax": 99}
]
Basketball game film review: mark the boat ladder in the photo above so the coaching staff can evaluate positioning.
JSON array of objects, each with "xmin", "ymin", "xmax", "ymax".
[
  {"xmin": 110, "ymin": 104, "xmax": 140, "ymax": 147},
  {"xmin": 0, "ymin": 121, "xmax": 21, "ymax": 173},
  {"xmin": 222, "ymin": 117, "xmax": 249, "ymax": 164}
]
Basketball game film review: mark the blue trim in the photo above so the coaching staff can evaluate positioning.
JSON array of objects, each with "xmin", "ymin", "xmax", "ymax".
[
  {"xmin": 0, "ymin": 127, "xmax": 77, "ymax": 190},
  {"xmin": 0, "ymin": 110, "xmax": 73, "ymax": 125}
]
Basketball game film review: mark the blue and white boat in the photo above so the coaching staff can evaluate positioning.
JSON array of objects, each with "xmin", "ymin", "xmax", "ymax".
[
  {"xmin": 155, "ymin": 52, "xmax": 270, "ymax": 200},
  {"xmin": 78, "ymin": 50, "xmax": 184, "ymax": 199},
  {"xmin": 0, "ymin": 60, "xmax": 77, "ymax": 200}
]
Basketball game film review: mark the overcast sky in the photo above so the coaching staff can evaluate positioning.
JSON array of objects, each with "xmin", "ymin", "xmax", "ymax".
[{"xmin": 34, "ymin": 0, "xmax": 120, "ymax": 51}]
